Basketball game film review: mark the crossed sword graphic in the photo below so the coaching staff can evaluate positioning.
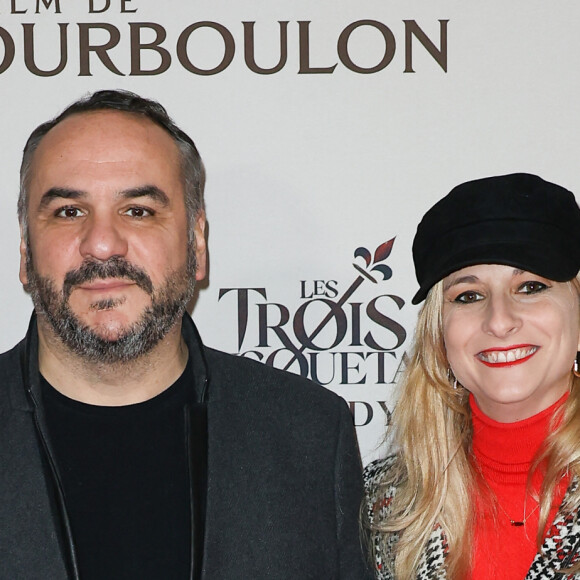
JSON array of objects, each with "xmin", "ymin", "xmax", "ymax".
[{"xmin": 282, "ymin": 238, "xmax": 395, "ymax": 371}]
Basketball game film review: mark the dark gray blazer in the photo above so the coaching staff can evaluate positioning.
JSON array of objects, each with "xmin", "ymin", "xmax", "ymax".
[{"xmin": 0, "ymin": 313, "xmax": 372, "ymax": 579}]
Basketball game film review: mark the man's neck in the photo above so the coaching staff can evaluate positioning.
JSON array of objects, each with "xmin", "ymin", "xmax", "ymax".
[{"xmin": 36, "ymin": 318, "xmax": 189, "ymax": 406}]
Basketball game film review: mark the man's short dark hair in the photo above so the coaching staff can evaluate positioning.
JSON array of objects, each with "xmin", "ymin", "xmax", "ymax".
[{"xmin": 18, "ymin": 89, "xmax": 205, "ymax": 242}]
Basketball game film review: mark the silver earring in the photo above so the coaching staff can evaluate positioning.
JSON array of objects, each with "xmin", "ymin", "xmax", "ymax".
[
  {"xmin": 447, "ymin": 369, "xmax": 458, "ymax": 390},
  {"xmin": 574, "ymin": 354, "xmax": 580, "ymax": 378}
]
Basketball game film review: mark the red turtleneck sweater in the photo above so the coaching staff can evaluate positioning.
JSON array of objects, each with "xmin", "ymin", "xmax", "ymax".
[{"xmin": 470, "ymin": 393, "xmax": 570, "ymax": 579}]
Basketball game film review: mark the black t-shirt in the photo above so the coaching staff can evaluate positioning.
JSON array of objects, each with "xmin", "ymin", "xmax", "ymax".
[{"xmin": 41, "ymin": 362, "xmax": 193, "ymax": 580}]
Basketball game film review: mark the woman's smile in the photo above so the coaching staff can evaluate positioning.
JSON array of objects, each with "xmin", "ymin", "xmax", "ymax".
[{"xmin": 476, "ymin": 344, "xmax": 538, "ymax": 367}]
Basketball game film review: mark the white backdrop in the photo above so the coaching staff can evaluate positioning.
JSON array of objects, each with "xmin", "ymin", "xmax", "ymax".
[{"xmin": 1, "ymin": 0, "xmax": 579, "ymax": 463}]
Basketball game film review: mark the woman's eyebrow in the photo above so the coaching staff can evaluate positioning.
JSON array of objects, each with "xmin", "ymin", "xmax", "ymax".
[{"xmin": 443, "ymin": 275, "xmax": 479, "ymax": 291}]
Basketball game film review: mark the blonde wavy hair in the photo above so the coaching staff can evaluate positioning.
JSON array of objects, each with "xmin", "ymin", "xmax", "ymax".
[{"xmin": 371, "ymin": 275, "xmax": 580, "ymax": 579}]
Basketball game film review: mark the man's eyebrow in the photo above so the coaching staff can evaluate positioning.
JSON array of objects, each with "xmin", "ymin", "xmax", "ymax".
[
  {"xmin": 37, "ymin": 185, "xmax": 171, "ymax": 210},
  {"xmin": 119, "ymin": 185, "xmax": 170, "ymax": 206},
  {"xmin": 38, "ymin": 187, "xmax": 86, "ymax": 210}
]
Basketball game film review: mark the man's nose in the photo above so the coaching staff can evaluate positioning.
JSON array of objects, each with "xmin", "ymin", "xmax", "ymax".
[{"xmin": 78, "ymin": 213, "xmax": 129, "ymax": 261}]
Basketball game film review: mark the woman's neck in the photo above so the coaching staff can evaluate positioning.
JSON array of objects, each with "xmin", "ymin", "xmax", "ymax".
[{"xmin": 470, "ymin": 391, "xmax": 568, "ymax": 483}]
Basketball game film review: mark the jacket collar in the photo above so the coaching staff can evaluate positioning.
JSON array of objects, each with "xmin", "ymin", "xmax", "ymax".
[{"xmin": 13, "ymin": 310, "xmax": 210, "ymax": 412}]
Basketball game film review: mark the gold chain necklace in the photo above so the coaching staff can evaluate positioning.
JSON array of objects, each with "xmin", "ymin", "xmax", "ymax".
[
  {"xmin": 473, "ymin": 458, "xmax": 541, "ymax": 527},
  {"xmin": 494, "ymin": 495, "xmax": 540, "ymax": 527}
]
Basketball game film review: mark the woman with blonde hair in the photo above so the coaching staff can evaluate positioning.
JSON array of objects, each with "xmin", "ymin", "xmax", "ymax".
[{"xmin": 365, "ymin": 173, "xmax": 580, "ymax": 579}]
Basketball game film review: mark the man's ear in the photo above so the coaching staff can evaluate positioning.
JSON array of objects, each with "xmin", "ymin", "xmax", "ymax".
[
  {"xmin": 193, "ymin": 211, "xmax": 207, "ymax": 281},
  {"xmin": 18, "ymin": 226, "xmax": 28, "ymax": 287}
]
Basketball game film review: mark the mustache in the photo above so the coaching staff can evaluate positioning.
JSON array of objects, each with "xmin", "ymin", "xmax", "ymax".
[{"xmin": 63, "ymin": 257, "xmax": 154, "ymax": 298}]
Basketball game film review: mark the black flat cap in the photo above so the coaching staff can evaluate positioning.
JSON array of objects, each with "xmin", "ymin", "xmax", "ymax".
[{"xmin": 412, "ymin": 173, "xmax": 580, "ymax": 304}]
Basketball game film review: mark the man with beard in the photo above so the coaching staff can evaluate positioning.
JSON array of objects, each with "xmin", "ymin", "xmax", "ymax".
[{"xmin": 0, "ymin": 90, "xmax": 371, "ymax": 580}]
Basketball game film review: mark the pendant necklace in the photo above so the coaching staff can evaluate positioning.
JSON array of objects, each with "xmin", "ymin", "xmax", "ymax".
[{"xmin": 496, "ymin": 497, "xmax": 540, "ymax": 527}]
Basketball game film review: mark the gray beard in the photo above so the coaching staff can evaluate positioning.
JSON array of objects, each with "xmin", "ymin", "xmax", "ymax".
[{"xmin": 26, "ymin": 252, "xmax": 196, "ymax": 365}]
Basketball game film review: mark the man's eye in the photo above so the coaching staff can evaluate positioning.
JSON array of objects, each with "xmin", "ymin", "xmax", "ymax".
[
  {"xmin": 55, "ymin": 207, "xmax": 83, "ymax": 218},
  {"xmin": 454, "ymin": 291, "xmax": 483, "ymax": 304},
  {"xmin": 518, "ymin": 281, "xmax": 548, "ymax": 294},
  {"xmin": 124, "ymin": 207, "xmax": 152, "ymax": 218}
]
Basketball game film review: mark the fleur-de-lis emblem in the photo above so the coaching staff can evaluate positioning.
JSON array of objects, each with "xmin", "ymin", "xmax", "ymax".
[{"xmin": 353, "ymin": 238, "xmax": 395, "ymax": 282}]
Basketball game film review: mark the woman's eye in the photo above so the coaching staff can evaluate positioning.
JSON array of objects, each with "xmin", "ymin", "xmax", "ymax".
[
  {"xmin": 518, "ymin": 281, "xmax": 548, "ymax": 294},
  {"xmin": 125, "ymin": 207, "xmax": 152, "ymax": 218},
  {"xmin": 454, "ymin": 291, "xmax": 483, "ymax": 304},
  {"xmin": 56, "ymin": 207, "xmax": 82, "ymax": 218}
]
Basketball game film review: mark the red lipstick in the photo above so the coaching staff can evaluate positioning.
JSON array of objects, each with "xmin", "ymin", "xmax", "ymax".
[{"xmin": 476, "ymin": 344, "xmax": 538, "ymax": 368}]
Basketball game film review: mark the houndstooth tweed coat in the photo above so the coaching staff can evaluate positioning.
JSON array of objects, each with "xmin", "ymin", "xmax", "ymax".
[{"xmin": 364, "ymin": 457, "xmax": 580, "ymax": 579}]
